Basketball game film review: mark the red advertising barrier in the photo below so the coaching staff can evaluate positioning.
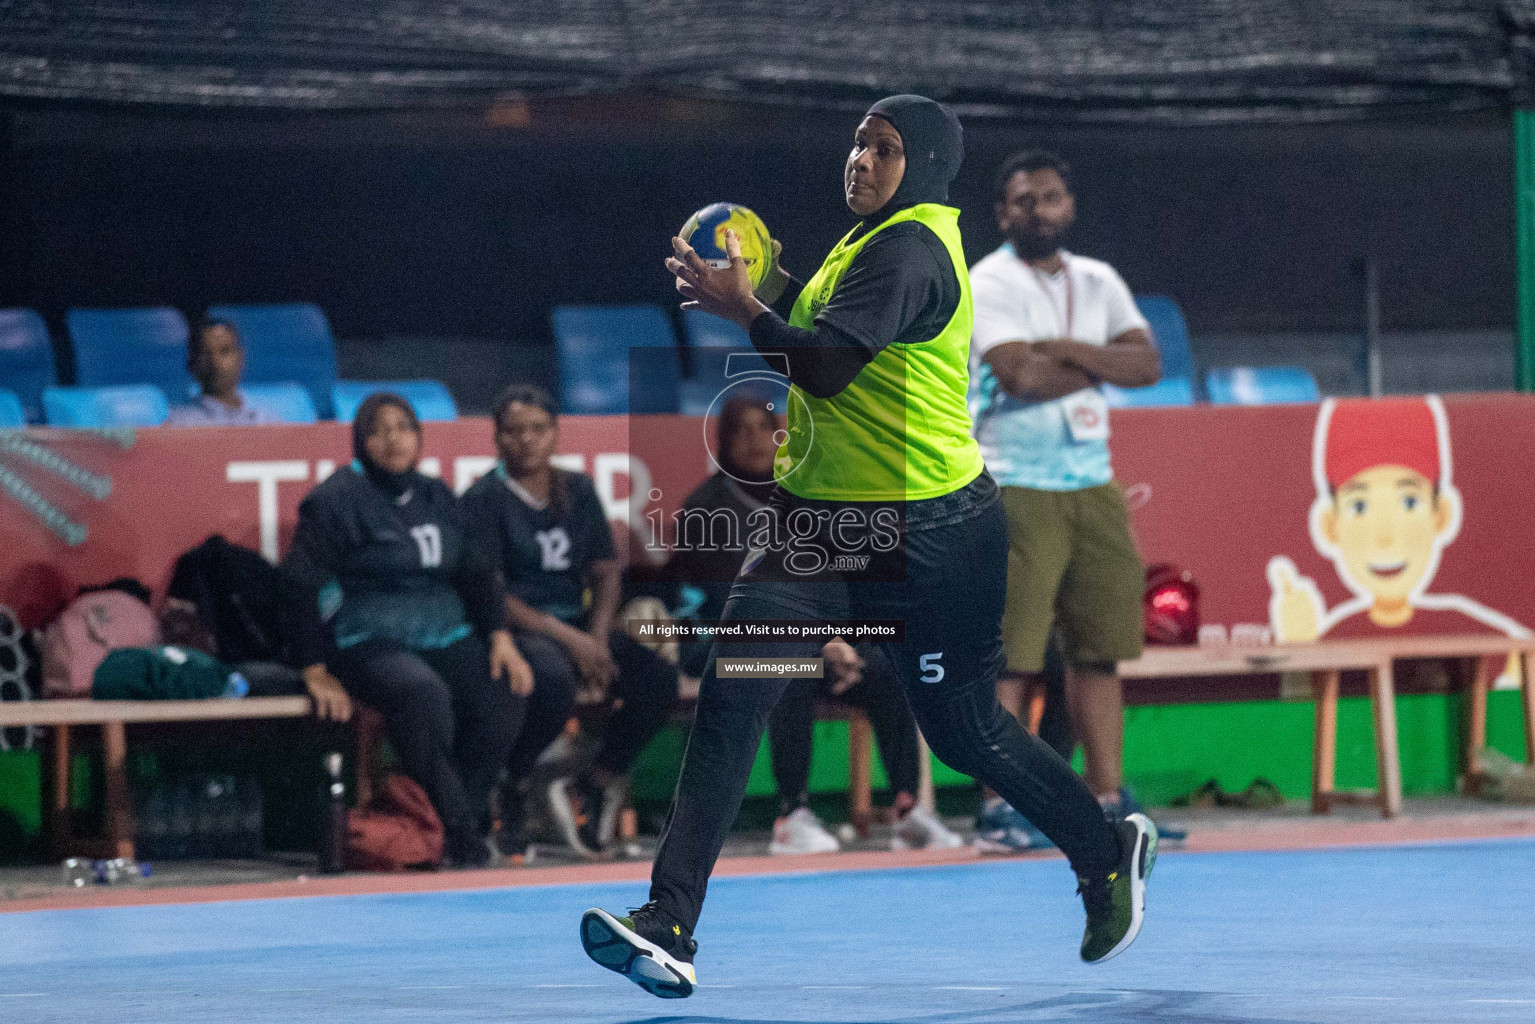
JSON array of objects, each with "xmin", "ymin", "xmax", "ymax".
[{"xmin": 2, "ymin": 395, "xmax": 1532, "ymax": 645}]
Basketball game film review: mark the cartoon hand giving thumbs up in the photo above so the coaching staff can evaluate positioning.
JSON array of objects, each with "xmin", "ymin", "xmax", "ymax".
[{"xmin": 1266, "ymin": 556, "xmax": 1326, "ymax": 644}]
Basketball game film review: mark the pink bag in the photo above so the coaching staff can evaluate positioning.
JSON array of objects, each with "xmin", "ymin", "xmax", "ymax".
[{"xmin": 41, "ymin": 590, "xmax": 161, "ymax": 697}]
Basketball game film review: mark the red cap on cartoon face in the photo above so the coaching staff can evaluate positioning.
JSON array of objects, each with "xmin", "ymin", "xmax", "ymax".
[{"xmin": 1323, "ymin": 398, "xmax": 1441, "ymax": 488}]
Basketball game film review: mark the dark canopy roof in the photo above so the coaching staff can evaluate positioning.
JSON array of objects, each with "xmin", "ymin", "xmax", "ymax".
[{"xmin": 4, "ymin": 1, "xmax": 1535, "ymax": 122}]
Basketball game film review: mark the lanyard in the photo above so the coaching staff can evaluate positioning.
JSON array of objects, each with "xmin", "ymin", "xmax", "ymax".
[{"xmin": 1028, "ymin": 259, "xmax": 1073, "ymax": 340}]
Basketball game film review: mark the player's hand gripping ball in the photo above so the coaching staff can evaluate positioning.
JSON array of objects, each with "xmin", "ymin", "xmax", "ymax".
[{"xmin": 678, "ymin": 203, "xmax": 775, "ymax": 290}]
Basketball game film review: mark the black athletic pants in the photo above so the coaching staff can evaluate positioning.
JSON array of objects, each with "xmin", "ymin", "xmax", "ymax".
[
  {"xmin": 505, "ymin": 629, "xmax": 679, "ymax": 787},
  {"xmin": 649, "ymin": 474, "xmax": 1121, "ymax": 933},
  {"xmin": 329, "ymin": 635, "xmax": 521, "ymax": 854},
  {"xmin": 769, "ymin": 643, "xmax": 920, "ymax": 812}
]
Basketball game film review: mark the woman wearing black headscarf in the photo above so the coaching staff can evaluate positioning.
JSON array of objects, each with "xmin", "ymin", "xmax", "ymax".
[
  {"xmin": 281, "ymin": 392, "xmax": 532, "ymax": 867},
  {"xmin": 581, "ymin": 96, "xmax": 1157, "ymax": 996}
]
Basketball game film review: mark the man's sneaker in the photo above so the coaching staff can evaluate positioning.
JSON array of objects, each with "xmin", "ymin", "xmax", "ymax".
[
  {"xmin": 891, "ymin": 803, "xmax": 964, "ymax": 851},
  {"xmin": 768, "ymin": 806, "xmax": 840, "ymax": 855},
  {"xmin": 1078, "ymin": 812, "xmax": 1158, "ymax": 964},
  {"xmin": 973, "ymin": 795, "xmax": 1054, "ymax": 855},
  {"xmin": 1104, "ymin": 786, "xmax": 1188, "ymax": 843},
  {"xmin": 581, "ymin": 903, "xmax": 697, "ymax": 998}
]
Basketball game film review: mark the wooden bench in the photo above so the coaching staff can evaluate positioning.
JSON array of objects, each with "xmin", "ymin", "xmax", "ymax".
[
  {"xmin": 0, "ymin": 696, "xmax": 314, "ymax": 860},
  {"xmin": 1109, "ymin": 635, "xmax": 1535, "ymax": 818}
]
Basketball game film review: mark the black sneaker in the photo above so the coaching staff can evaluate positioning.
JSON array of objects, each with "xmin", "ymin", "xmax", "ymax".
[
  {"xmin": 581, "ymin": 902, "xmax": 698, "ymax": 998},
  {"xmin": 1078, "ymin": 812, "xmax": 1158, "ymax": 963}
]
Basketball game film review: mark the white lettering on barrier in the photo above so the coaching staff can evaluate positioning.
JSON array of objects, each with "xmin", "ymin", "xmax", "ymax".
[
  {"xmin": 226, "ymin": 460, "xmax": 309, "ymax": 562},
  {"xmin": 224, "ymin": 452, "xmax": 645, "ymax": 563}
]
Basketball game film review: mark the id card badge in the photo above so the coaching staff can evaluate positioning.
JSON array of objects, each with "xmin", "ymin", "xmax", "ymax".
[{"xmin": 1060, "ymin": 388, "xmax": 1110, "ymax": 442}]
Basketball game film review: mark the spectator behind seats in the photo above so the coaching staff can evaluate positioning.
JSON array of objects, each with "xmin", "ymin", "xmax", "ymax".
[
  {"xmin": 206, "ymin": 302, "xmax": 339, "ymax": 418},
  {"xmin": 664, "ymin": 394, "xmax": 960, "ymax": 854},
  {"xmin": 279, "ymin": 392, "xmax": 533, "ymax": 868},
  {"xmin": 461, "ymin": 384, "xmax": 679, "ymax": 861},
  {"xmin": 165, "ymin": 320, "xmax": 277, "ymax": 426}
]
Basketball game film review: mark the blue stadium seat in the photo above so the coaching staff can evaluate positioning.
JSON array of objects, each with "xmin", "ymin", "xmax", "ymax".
[
  {"xmin": 0, "ymin": 388, "xmax": 26, "ymax": 428},
  {"xmin": 0, "ymin": 309, "xmax": 57, "ymax": 423},
  {"xmin": 1206, "ymin": 366, "xmax": 1320, "ymax": 405},
  {"xmin": 241, "ymin": 382, "xmax": 319, "ymax": 424},
  {"xmin": 67, "ymin": 307, "xmax": 191, "ymax": 399},
  {"xmin": 552, "ymin": 305, "xmax": 680, "ymax": 415},
  {"xmin": 680, "ymin": 349, "xmax": 788, "ymax": 416},
  {"xmin": 682, "ymin": 308, "xmax": 751, "ymax": 349},
  {"xmin": 43, "ymin": 385, "xmax": 169, "ymax": 427},
  {"xmin": 1101, "ymin": 377, "xmax": 1196, "ymax": 408},
  {"xmin": 207, "ymin": 303, "xmax": 339, "ymax": 417},
  {"xmin": 1133, "ymin": 295, "xmax": 1195, "ymax": 384},
  {"xmin": 332, "ymin": 380, "xmax": 457, "ymax": 423}
]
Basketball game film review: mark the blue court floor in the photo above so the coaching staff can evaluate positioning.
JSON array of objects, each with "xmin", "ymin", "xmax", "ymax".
[{"xmin": 1, "ymin": 839, "xmax": 1532, "ymax": 1024}]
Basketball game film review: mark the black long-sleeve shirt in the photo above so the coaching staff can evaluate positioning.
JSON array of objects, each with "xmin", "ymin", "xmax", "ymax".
[
  {"xmin": 280, "ymin": 465, "xmax": 505, "ymax": 667},
  {"xmin": 749, "ymin": 219, "xmax": 960, "ymax": 399}
]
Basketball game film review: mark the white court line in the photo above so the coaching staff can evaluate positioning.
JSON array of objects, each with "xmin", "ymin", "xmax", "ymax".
[
  {"xmin": 397, "ymin": 985, "xmax": 464, "ymax": 990},
  {"xmin": 529, "ymin": 984, "xmax": 599, "ymax": 988},
  {"xmin": 802, "ymin": 985, "xmax": 868, "ymax": 990},
  {"xmin": 1468, "ymin": 999, "xmax": 1535, "ymax": 1004},
  {"xmin": 1336, "ymin": 996, "xmax": 1402, "ymax": 1001},
  {"xmin": 0, "ymin": 993, "xmax": 47, "ymax": 998},
  {"xmin": 938, "ymin": 986, "xmax": 1006, "ymax": 991}
]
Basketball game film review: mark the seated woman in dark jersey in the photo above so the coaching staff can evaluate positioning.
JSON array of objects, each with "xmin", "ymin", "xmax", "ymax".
[
  {"xmin": 461, "ymin": 385, "xmax": 679, "ymax": 860},
  {"xmin": 281, "ymin": 392, "xmax": 533, "ymax": 868},
  {"xmin": 669, "ymin": 394, "xmax": 960, "ymax": 854}
]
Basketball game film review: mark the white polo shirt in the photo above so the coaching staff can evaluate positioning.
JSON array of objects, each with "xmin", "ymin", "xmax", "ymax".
[{"xmin": 968, "ymin": 246, "xmax": 1148, "ymax": 490}]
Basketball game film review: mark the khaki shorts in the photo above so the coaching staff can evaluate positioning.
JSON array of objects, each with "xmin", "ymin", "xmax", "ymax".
[{"xmin": 1000, "ymin": 483, "xmax": 1145, "ymax": 673}]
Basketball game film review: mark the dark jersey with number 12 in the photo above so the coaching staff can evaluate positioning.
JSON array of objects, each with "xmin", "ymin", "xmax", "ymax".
[{"xmin": 461, "ymin": 465, "xmax": 615, "ymax": 626}]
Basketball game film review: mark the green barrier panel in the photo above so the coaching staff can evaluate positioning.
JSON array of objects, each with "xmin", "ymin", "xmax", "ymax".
[{"xmin": 1517, "ymin": 109, "xmax": 1535, "ymax": 393}]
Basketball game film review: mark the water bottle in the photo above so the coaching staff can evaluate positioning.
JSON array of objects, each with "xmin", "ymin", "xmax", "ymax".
[
  {"xmin": 93, "ymin": 858, "xmax": 149, "ymax": 885},
  {"xmin": 318, "ymin": 752, "xmax": 347, "ymax": 874},
  {"xmin": 60, "ymin": 857, "xmax": 92, "ymax": 887}
]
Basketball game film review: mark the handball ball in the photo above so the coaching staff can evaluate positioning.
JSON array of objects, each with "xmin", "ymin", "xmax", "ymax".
[{"xmin": 679, "ymin": 202, "xmax": 774, "ymax": 289}]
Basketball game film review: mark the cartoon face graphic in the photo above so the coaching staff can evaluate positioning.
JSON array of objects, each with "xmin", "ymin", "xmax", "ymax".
[
  {"xmin": 1318, "ymin": 463, "xmax": 1457, "ymax": 619},
  {"xmin": 1268, "ymin": 395, "xmax": 1529, "ymax": 642}
]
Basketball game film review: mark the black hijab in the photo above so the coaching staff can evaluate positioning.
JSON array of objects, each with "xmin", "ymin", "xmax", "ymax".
[
  {"xmin": 862, "ymin": 94, "xmax": 964, "ymax": 219},
  {"xmin": 352, "ymin": 392, "xmax": 422, "ymax": 496}
]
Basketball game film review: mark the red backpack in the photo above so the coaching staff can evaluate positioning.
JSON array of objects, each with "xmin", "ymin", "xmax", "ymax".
[{"xmin": 346, "ymin": 775, "xmax": 444, "ymax": 871}]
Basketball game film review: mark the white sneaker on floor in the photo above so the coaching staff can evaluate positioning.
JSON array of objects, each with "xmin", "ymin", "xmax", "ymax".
[
  {"xmin": 891, "ymin": 803, "xmax": 964, "ymax": 851},
  {"xmin": 768, "ymin": 806, "xmax": 840, "ymax": 855}
]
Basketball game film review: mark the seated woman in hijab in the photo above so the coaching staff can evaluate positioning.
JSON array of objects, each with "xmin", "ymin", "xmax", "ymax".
[
  {"xmin": 281, "ymin": 392, "xmax": 533, "ymax": 868},
  {"xmin": 669, "ymin": 393, "xmax": 961, "ymax": 855}
]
